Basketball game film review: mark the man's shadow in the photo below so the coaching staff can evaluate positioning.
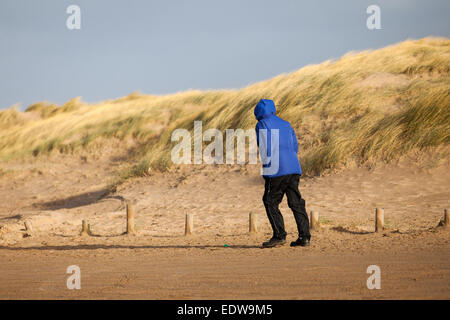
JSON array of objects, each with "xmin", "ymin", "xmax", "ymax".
[
  {"xmin": 34, "ymin": 188, "xmax": 123, "ymax": 210},
  {"xmin": 0, "ymin": 244, "xmax": 262, "ymax": 251}
]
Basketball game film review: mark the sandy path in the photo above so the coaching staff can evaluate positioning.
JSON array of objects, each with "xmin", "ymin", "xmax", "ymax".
[{"xmin": 1, "ymin": 240, "xmax": 449, "ymax": 299}]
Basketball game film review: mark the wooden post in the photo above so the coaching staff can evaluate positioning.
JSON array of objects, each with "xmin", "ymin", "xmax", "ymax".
[
  {"xmin": 375, "ymin": 208, "xmax": 384, "ymax": 233},
  {"xmin": 24, "ymin": 220, "xmax": 33, "ymax": 237},
  {"xmin": 185, "ymin": 213, "xmax": 193, "ymax": 236},
  {"xmin": 310, "ymin": 211, "xmax": 319, "ymax": 230},
  {"xmin": 444, "ymin": 209, "xmax": 449, "ymax": 227},
  {"xmin": 24, "ymin": 221, "xmax": 33, "ymax": 232},
  {"xmin": 249, "ymin": 212, "xmax": 258, "ymax": 234},
  {"xmin": 80, "ymin": 220, "xmax": 91, "ymax": 236},
  {"xmin": 126, "ymin": 202, "xmax": 136, "ymax": 234}
]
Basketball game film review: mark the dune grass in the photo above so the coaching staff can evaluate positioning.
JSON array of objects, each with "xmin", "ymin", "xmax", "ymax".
[{"xmin": 0, "ymin": 37, "xmax": 449, "ymax": 183}]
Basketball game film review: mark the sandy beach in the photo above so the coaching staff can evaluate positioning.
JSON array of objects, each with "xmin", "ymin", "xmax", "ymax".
[{"xmin": 0, "ymin": 151, "xmax": 448, "ymax": 299}]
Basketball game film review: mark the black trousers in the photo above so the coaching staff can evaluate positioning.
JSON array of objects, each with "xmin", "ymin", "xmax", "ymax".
[{"xmin": 263, "ymin": 174, "xmax": 310, "ymax": 240}]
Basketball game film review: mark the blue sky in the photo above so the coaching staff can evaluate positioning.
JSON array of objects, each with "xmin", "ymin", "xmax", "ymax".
[{"xmin": 1, "ymin": 0, "xmax": 449, "ymax": 110}]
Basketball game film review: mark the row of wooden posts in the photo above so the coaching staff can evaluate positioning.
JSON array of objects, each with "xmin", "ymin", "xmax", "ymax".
[
  {"xmin": 21, "ymin": 206, "xmax": 449, "ymax": 237},
  {"xmin": 69, "ymin": 206, "xmax": 450, "ymax": 237},
  {"xmin": 21, "ymin": 206, "xmax": 448, "ymax": 237}
]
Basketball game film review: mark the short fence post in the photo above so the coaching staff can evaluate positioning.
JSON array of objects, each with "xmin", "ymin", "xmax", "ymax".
[
  {"xmin": 310, "ymin": 211, "xmax": 319, "ymax": 230},
  {"xmin": 249, "ymin": 212, "xmax": 258, "ymax": 234},
  {"xmin": 185, "ymin": 213, "xmax": 193, "ymax": 236},
  {"xmin": 375, "ymin": 208, "xmax": 384, "ymax": 232},
  {"xmin": 24, "ymin": 220, "xmax": 33, "ymax": 236},
  {"xmin": 443, "ymin": 209, "xmax": 449, "ymax": 227},
  {"xmin": 80, "ymin": 220, "xmax": 91, "ymax": 236},
  {"xmin": 126, "ymin": 202, "xmax": 136, "ymax": 235}
]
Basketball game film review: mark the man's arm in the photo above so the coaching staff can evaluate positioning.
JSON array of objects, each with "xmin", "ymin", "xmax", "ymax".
[
  {"xmin": 291, "ymin": 126, "xmax": 298, "ymax": 153},
  {"xmin": 255, "ymin": 122, "xmax": 261, "ymax": 147},
  {"xmin": 256, "ymin": 120, "xmax": 272, "ymax": 158}
]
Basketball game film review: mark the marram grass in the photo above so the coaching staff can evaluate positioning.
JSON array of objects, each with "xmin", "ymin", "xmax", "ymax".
[{"xmin": 0, "ymin": 37, "xmax": 449, "ymax": 183}]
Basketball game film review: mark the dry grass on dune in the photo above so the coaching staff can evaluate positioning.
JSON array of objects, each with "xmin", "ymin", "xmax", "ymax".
[{"xmin": 0, "ymin": 37, "xmax": 449, "ymax": 184}]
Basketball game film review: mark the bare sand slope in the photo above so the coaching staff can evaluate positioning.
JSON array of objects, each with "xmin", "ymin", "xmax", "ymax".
[{"xmin": 0, "ymin": 153, "xmax": 449, "ymax": 299}]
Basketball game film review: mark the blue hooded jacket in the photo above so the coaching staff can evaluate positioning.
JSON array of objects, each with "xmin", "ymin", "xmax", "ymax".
[{"xmin": 254, "ymin": 99, "xmax": 302, "ymax": 178}]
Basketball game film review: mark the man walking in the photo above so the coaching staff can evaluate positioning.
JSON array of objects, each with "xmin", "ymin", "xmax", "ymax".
[{"xmin": 254, "ymin": 99, "xmax": 311, "ymax": 248}]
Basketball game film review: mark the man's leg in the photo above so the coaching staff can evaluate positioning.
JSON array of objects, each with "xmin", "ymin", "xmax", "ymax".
[
  {"xmin": 285, "ymin": 174, "xmax": 311, "ymax": 241},
  {"xmin": 262, "ymin": 176, "xmax": 287, "ymax": 240}
]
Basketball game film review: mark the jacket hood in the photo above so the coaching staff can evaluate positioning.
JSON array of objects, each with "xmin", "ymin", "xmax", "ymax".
[{"xmin": 254, "ymin": 99, "xmax": 276, "ymax": 120}]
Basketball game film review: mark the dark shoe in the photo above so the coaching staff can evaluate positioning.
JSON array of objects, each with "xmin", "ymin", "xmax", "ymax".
[
  {"xmin": 290, "ymin": 237, "xmax": 310, "ymax": 247},
  {"xmin": 262, "ymin": 237, "xmax": 286, "ymax": 248}
]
